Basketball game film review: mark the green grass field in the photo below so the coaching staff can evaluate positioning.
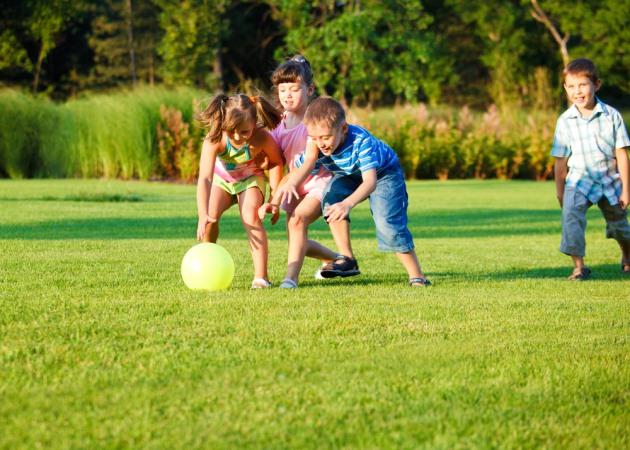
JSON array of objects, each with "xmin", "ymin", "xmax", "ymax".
[{"xmin": 1, "ymin": 179, "xmax": 628, "ymax": 449}]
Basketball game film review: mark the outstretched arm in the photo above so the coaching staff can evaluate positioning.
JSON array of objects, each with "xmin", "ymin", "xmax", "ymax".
[
  {"xmin": 276, "ymin": 139, "xmax": 319, "ymax": 204},
  {"xmin": 196, "ymin": 139, "xmax": 221, "ymax": 240},
  {"xmin": 616, "ymin": 147, "xmax": 629, "ymax": 209},
  {"xmin": 553, "ymin": 157, "xmax": 568, "ymax": 208}
]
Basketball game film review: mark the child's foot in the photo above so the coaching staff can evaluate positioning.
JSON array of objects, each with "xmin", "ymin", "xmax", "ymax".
[
  {"xmin": 622, "ymin": 259, "xmax": 630, "ymax": 275},
  {"xmin": 409, "ymin": 277, "xmax": 432, "ymax": 287},
  {"xmin": 319, "ymin": 255, "xmax": 360, "ymax": 278},
  {"xmin": 279, "ymin": 278, "xmax": 298, "ymax": 289},
  {"xmin": 251, "ymin": 278, "xmax": 272, "ymax": 289},
  {"xmin": 567, "ymin": 267, "xmax": 591, "ymax": 281},
  {"xmin": 314, "ymin": 266, "xmax": 326, "ymax": 280}
]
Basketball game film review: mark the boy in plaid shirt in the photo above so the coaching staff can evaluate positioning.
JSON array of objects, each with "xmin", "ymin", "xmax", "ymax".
[{"xmin": 551, "ymin": 58, "xmax": 630, "ymax": 280}]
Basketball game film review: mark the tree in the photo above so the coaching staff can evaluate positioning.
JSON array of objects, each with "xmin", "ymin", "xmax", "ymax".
[
  {"xmin": 529, "ymin": 0, "xmax": 569, "ymax": 67},
  {"xmin": 0, "ymin": 31, "xmax": 32, "ymax": 73},
  {"xmin": 266, "ymin": 0, "xmax": 453, "ymax": 106},
  {"xmin": 155, "ymin": 0, "xmax": 227, "ymax": 89},
  {"xmin": 447, "ymin": 0, "xmax": 532, "ymax": 107},
  {"xmin": 526, "ymin": 0, "xmax": 630, "ymax": 95},
  {"xmin": 88, "ymin": 0, "xmax": 160, "ymax": 88},
  {"xmin": 26, "ymin": 0, "xmax": 73, "ymax": 93}
]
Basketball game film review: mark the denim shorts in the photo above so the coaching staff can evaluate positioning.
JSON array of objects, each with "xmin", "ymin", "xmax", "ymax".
[
  {"xmin": 322, "ymin": 164, "xmax": 415, "ymax": 252},
  {"xmin": 561, "ymin": 185, "xmax": 630, "ymax": 256}
]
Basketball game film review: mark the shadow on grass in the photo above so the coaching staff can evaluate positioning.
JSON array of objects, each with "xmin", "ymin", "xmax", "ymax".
[
  {"xmin": 423, "ymin": 263, "xmax": 626, "ymax": 282},
  {"xmin": 484, "ymin": 263, "xmax": 628, "ymax": 281},
  {"xmin": 1, "ymin": 208, "xmax": 562, "ymax": 240},
  {"xmin": 299, "ymin": 263, "xmax": 628, "ymax": 287}
]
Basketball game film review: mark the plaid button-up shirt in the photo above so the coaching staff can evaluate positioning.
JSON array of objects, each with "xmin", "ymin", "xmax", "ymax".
[{"xmin": 551, "ymin": 98, "xmax": 630, "ymax": 205}]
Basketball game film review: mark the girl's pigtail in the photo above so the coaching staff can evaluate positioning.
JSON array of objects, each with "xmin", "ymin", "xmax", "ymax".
[
  {"xmin": 253, "ymin": 95, "xmax": 282, "ymax": 130},
  {"xmin": 198, "ymin": 94, "xmax": 229, "ymax": 143}
]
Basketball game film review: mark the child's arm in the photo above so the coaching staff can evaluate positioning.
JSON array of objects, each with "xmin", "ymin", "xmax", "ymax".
[
  {"xmin": 196, "ymin": 139, "xmax": 221, "ymax": 240},
  {"xmin": 325, "ymin": 168, "xmax": 377, "ymax": 222},
  {"xmin": 276, "ymin": 139, "xmax": 319, "ymax": 204},
  {"xmin": 616, "ymin": 147, "xmax": 630, "ymax": 209},
  {"xmin": 254, "ymin": 130, "xmax": 284, "ymax": 224},
  {"xmin": 553, "ymin": 157, "xmax": 568, "ymax": 208},
  {"xmin": 259, "ymin": 132, "xmax": 284, "ymax": 201}
]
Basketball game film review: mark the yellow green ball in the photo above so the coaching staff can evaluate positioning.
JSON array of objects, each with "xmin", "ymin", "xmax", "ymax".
[{"xmin": 181, "ymin": 243, "xmax": 234, "ymax": 291}]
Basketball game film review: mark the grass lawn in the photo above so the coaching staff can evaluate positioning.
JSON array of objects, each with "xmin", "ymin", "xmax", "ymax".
[{"xmin": 1, "ymin": 179, "xmax": 628, "ymax": 449}]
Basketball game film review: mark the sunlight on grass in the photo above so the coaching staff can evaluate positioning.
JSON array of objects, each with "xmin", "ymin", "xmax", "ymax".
[{"xmin": 0, "ymin": 179, "xmax": 628, "ymax": 449}]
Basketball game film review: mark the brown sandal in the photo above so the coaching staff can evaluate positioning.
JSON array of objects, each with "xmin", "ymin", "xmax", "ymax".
[
  {"xmin": 409, "ymin": 277, "xmax": 432, "ymax": 287},
  {"xmin": 568, "ymin": 267, "xmax": 591, "ymax": 281}
]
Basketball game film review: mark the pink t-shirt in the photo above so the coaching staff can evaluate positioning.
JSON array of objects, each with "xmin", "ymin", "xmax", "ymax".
[{"xmin": 271, "ymin": 121, "xmax": 332, "ymax": 203}]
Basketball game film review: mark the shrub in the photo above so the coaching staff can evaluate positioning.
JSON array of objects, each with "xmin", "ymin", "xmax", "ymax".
[{"xmin": 156, "ymin": 104, "xmax": 203, "ymax": 182}]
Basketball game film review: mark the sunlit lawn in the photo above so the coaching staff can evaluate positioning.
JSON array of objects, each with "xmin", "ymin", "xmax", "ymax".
[{"xmin": 0, "ymin": 179, "xmax": 628, "ymax": 449}]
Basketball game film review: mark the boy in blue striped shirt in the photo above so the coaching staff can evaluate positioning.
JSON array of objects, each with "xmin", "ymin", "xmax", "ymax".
[
  {"xmin": 278, "ymin": 97, "xmax": 431, "ymax": 287},
  {"xmin": 551, "ymin": 58, "xmax": 630, "ymax": 280}
]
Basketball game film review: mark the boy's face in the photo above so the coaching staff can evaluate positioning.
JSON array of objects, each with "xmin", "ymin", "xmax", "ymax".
[
  {"xmin": 306, "ymin": 121, "xmax": 347, "ymax": 156},
  {"xmin": 564, "ymin": 73, "xmax": 600, "ymax": 112}
]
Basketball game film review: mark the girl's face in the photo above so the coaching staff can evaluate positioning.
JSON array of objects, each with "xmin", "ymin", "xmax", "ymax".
[
  {"xmin": 226, "ymin": 119, "xmax": 255, "ymax": 146},
  {"xmin": 277, "ymin": 81, "xmax": 312, "ymax": 113}
]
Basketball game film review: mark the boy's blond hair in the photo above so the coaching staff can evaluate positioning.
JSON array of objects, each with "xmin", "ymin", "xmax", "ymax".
[
  {"xmin": 563, "ymin": 58, "xmax": 600, "ymax": 84},
  {"xmin": 304, "ymin": 97, "xmax": 346, "ymax": 130}
]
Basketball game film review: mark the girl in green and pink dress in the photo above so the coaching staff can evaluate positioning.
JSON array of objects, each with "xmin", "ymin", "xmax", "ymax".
[{"xmin": 196, "ymin": 94, "xmax": 284, "ymax": 288}]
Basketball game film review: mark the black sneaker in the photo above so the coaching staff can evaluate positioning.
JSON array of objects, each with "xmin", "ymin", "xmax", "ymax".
[{"xmin": 320, "ymin": 255, "xmax": 360, "ymax": 278}]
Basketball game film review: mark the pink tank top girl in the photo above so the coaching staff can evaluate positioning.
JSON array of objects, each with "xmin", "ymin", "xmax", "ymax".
[{"xmin": 271, "ymin": 121, "xmax": 331, "ymax": 204}]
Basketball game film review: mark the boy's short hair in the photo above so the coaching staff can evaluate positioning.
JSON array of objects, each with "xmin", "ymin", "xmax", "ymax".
[
  {"xmin": 304, "ymin": 97, "xmax": 346, "ymax": 129},
  {"xmin": 563, "ymin": 58, "xmax": 600, "ymax": 84}
]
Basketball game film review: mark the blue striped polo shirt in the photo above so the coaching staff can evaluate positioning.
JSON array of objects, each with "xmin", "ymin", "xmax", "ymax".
[{"xmin": 295, "ymin": 124, "xmax": 399, "ymax": 176}]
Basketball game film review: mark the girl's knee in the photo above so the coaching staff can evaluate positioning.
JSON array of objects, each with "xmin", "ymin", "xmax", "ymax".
[
  {"xmin": 241, "ymin": 208, "xmax": 262, "ymax": 227},
  {"xmin": 288, "ymin": 214, "xmax": 307, "ymax": 230}
]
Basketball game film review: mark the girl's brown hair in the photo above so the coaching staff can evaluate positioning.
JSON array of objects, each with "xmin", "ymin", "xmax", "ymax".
[
  {"xmin": 271, "ymin": 55, "xmax": 314, "ymax": 87},
  {"xmin": 198, "ymin": 94, "xmax": 282, "ymax": 143}
]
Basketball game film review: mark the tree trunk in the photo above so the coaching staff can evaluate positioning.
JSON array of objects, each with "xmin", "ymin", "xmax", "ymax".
[
  {"xmin": 530, "ymin": 0, "xmax": 570, "ymax": 67},
  {"xmin": 125, "ymin": 0, "xmax": 137, "ymax": 84},
  {"xmin": 32, "ymin": 46, "xmax": 45, "ymax": 93}
]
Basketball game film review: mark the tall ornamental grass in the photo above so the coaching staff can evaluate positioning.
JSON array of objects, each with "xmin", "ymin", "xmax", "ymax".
[
  {"xmin": 1, "ymin": 88, "xmax": 571, "ymax": 180},
  {"xmin": 0, "ymin": 87, "xmax": 206, "ymax": 179}
]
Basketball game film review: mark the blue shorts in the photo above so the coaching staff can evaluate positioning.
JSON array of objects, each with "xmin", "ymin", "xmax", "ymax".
[{"xmin": 322, "ymin": 164, "xmax": 415, "ymax": 252}]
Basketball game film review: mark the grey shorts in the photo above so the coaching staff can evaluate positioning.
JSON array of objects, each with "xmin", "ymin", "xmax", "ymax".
[{"xmin": 560, "ymin": 186, "xmax": 630, "ymax": 256}]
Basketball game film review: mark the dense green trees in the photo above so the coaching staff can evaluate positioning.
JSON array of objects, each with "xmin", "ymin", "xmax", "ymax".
[{"xmin": 0, "ymin": 0, "xmax": 627, "ymax": 106}]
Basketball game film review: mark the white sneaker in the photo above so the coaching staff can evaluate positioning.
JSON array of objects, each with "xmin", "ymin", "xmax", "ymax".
[
  {"xmin": 314, "ymin": 266, "xmax": 326, "ymax": 280},
  {"xmin": 251, "ymin": 278, "xmax": 272, "ymax": 289}
]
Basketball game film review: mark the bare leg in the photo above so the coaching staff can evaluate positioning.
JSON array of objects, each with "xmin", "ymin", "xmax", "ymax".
[
  {"xmin": 396, "ymin": 250, "xmax": 425, "ymax": 279},
  {"xmin": 306, "ymin": 239, "xmax": 338, "ymax": 261},
  {"xmin": 571, "ymin": 255, "xmax": 586, "ymax": 271},
  {"xmin": 204, "ymin": 187, "xmax": 234, "ymax": 242},
  {"xmin": 238, "ymin": 188, "xmax": 268, "ymax": 280},
  {"xmin": 328, "ymin": 219, "xmax": 354, "ymax": 258},
  {"xmin": 285, "ymin": 197, "xmax": 337, "ymax": 283},
  {"xmin": 618, "ymin": 240, "xmax": 630, "ymax": 272}
]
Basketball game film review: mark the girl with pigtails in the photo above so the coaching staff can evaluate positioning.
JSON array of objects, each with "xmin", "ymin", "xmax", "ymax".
[{"xmin": 196, "ymin": 93, "xmax": 284, "ymax": 289}]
